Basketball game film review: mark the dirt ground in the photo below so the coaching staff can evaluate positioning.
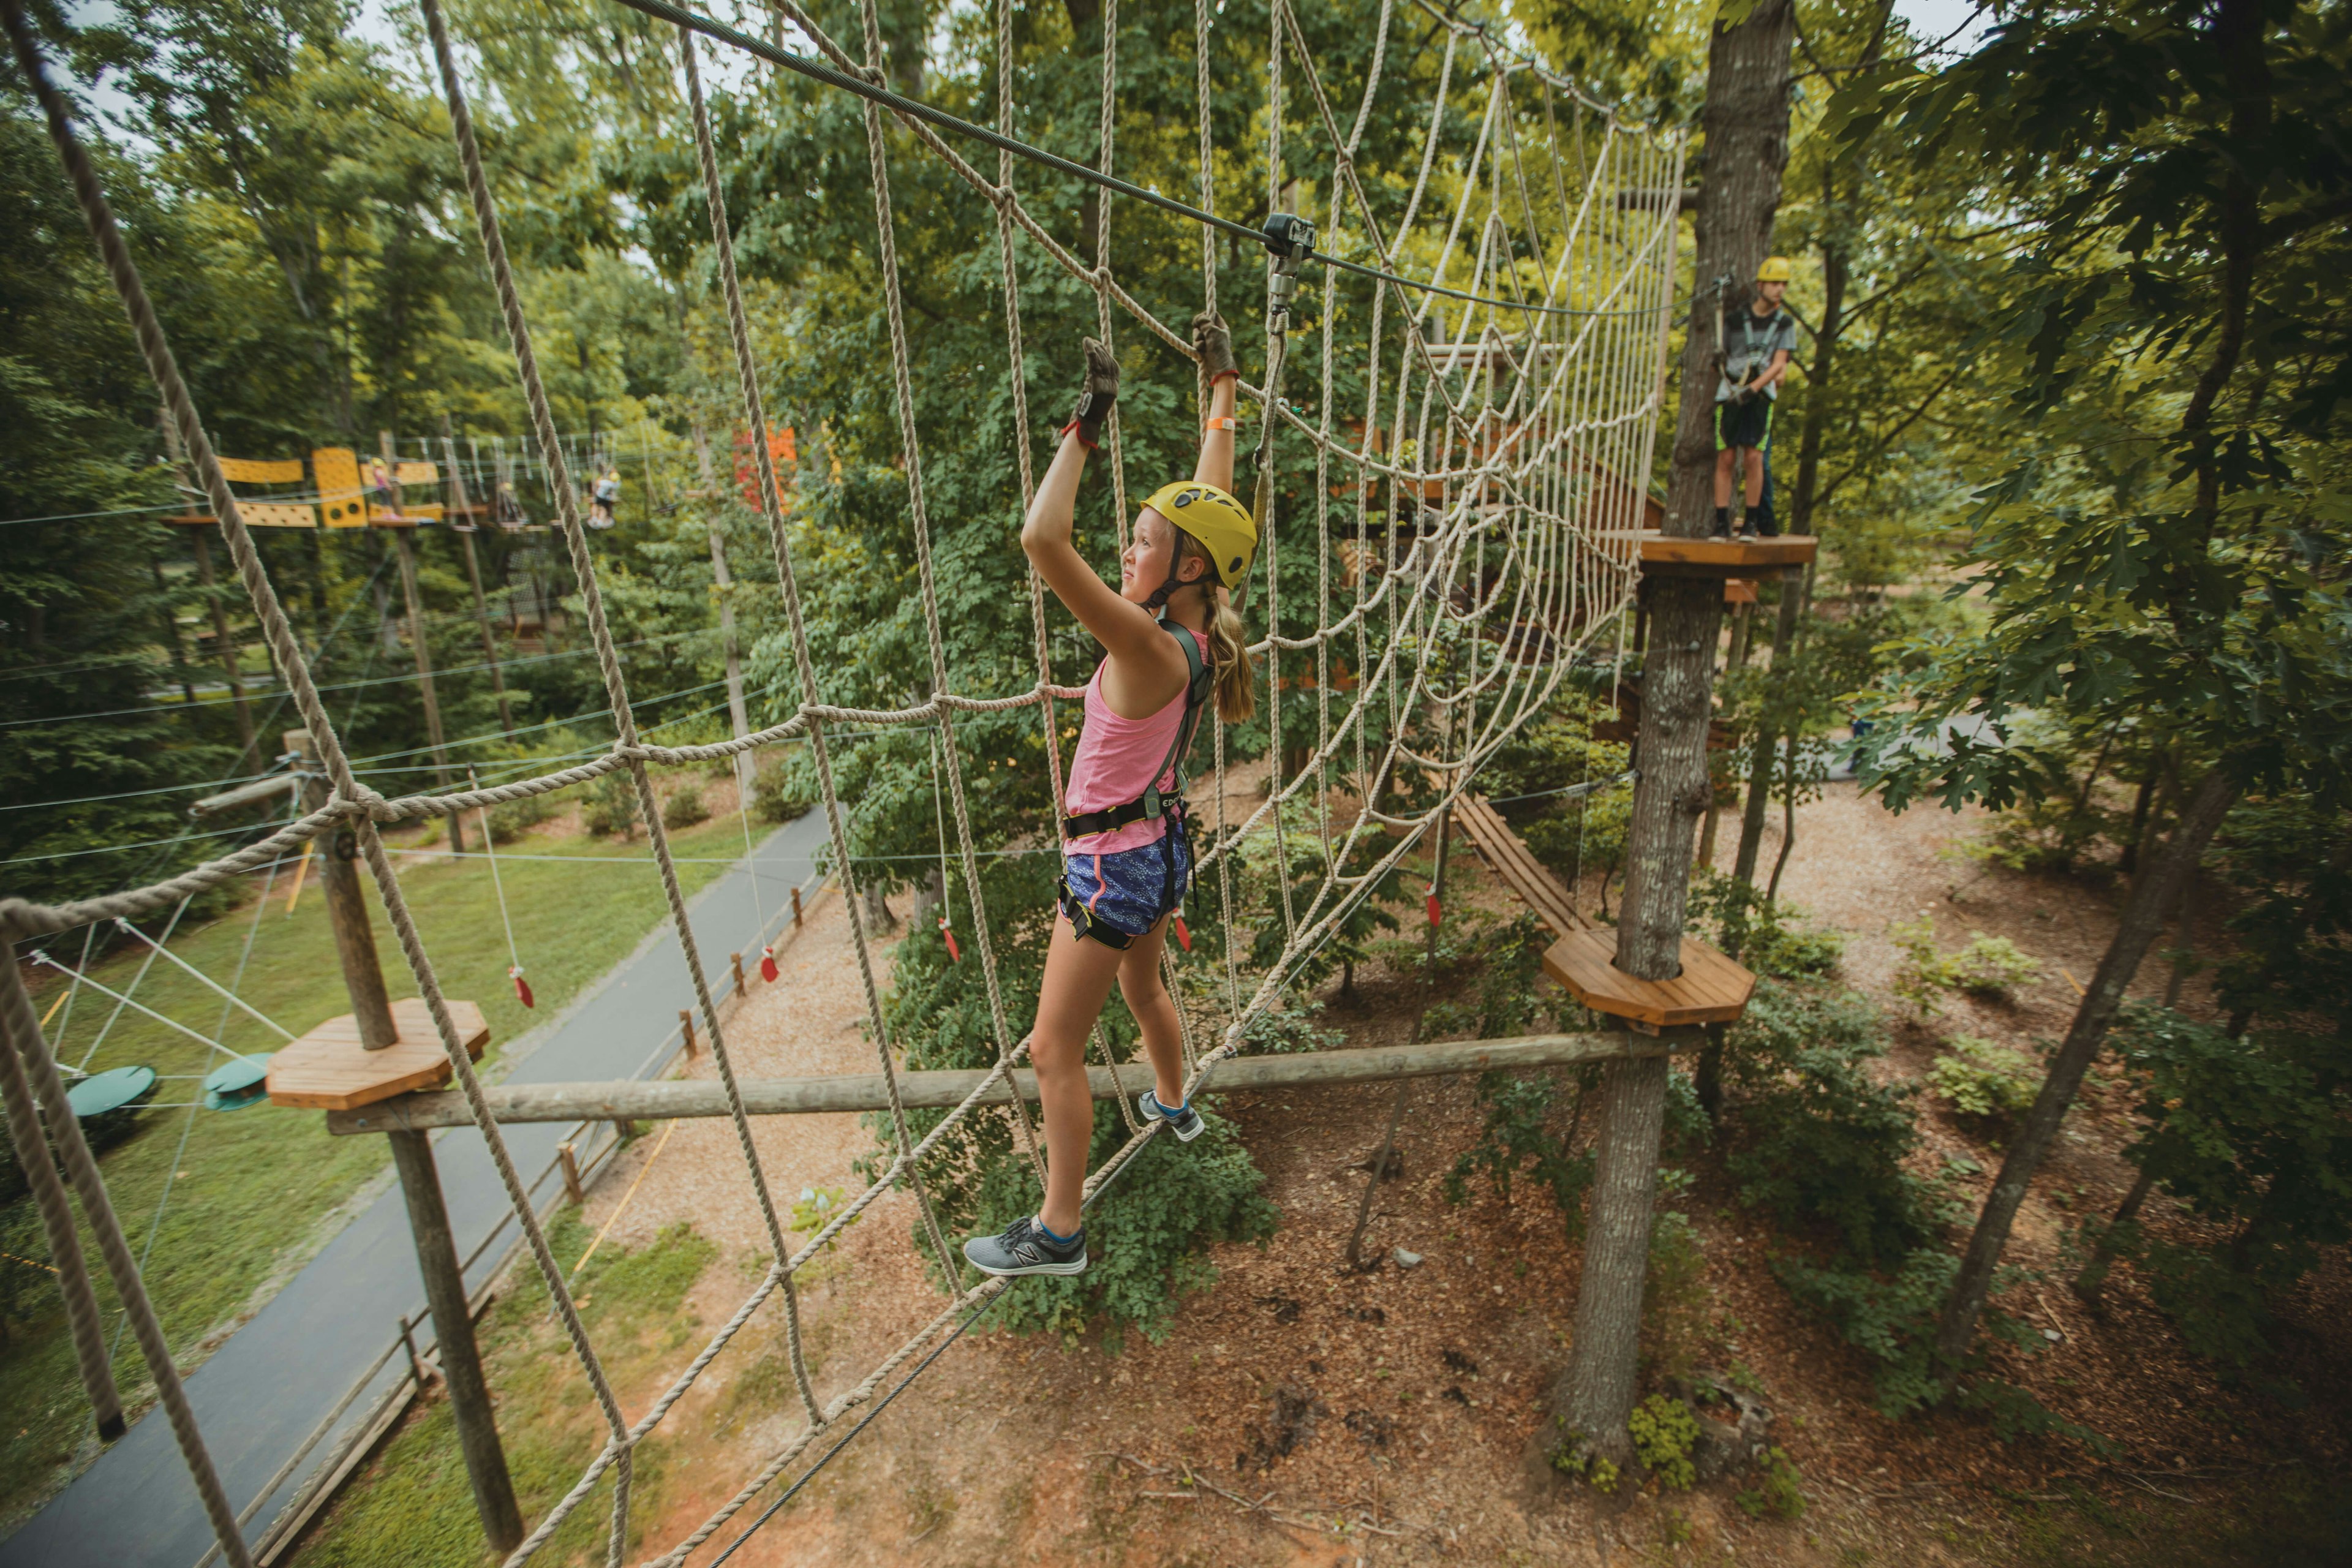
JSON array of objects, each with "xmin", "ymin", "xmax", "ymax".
[{"xmin": 454, "ymin": 781, "xmax": 2346, "ymax": 1566}]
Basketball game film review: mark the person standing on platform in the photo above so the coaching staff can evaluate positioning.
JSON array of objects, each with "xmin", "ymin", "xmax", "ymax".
[{"xmin": 1712, "ymin": 256, "xmax": 1797, "ymax": 538}]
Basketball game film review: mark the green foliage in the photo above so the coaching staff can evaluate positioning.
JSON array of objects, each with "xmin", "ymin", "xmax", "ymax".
[
  {"xmin": 752, "ymin": 754, "xmax": 815, "ymax": 824},
  {"xmin": 1417, "ymin": 911, "xmax": 1556, "ymax": 1041},
  {"xmin": 2207, "ymin": 793, "xmax": 2352, "ymax": 1035},
  {"xmin": 660, "ymin": 779, "xmax": 709, "ymax": 829},
  {"xmin": 2098, "ymin": 1005, "xmax": 2352, "ymax": 1368},
  {"xmin": 787, "ymin": 1185, "xmax": 854, "ymax": 1251},
  {"xmin": 1891, "ymin": 914, "xmax": 2043, "ymax": 1014},
  {"xmin": 1948, "ymin": 936, "xmax": 2044, "ymax": 998},
  {"xmin": 1736, "ymin": 1447, "xmax": 1807, "ymax": 1520},
  {"xmin": 1843, "ymin": 1, "xmax": 2352, "ymax": 823},
  {"xmin": 1548, "ymin": 1433, "xmax": 1621, "ymax": 1494},
  {"xmin": 583, "ymin": 770, "xmax": 639, "ymax": 839},
  {"xmin": 1443, "ymin": 1068, "xmax": 1597, "ymax": 1236},
  {"xmin": 1687, "ymin": 872, "xmax": 1846, "ymax": 981},
  {"xmin": 486, "ymin": 790, "xmax": 557, "ymax": 843},
  {"xmin": 1627, "ymin": 1394, "xmax": 1700, "ymax": 1490},
  {"xmin": 1719, "ymin": 981, "xmax": 1937, "ymax": 1265},
  {"xmin": 1928, "ymin": 1035, "xmax": 2041, "ymax": 1122},
  {"xmin": 1237, "ymin": 1000, "xmax": 1344, "ymax": 1056},
  {"xmin": 1770, "ymin": 1246, "xmax": 1959, "ymax": 1419}
]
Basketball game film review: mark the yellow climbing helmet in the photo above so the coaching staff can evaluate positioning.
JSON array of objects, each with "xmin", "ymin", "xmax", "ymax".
[
  {"xmin": 1756, "ymin": 255, "xmax": 1794, "ymax": 283},
  {"xmin": 1143, "ymin": 480, "xmax": 1257, "ymax": 587}
]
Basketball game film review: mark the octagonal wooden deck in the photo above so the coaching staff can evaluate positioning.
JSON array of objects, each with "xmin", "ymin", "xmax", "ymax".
[
  {"xmin": 266, "ymin": 998, "xmax": 489, "ymax": 1111},
  {"xmin": 1542, "ymin": 927, "xmax": 1755, "ymax": 1028},
  {"xmin": 1605, "ymin": 530, "xmax": 1818, "ymax": 579}
]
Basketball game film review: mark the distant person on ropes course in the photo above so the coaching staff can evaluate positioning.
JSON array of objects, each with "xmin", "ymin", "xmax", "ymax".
[
  {"xmin": 962, "ymin": 314, "xmax": 1259, "ymax": 1280},
  {"xmin": 1713, "ymin": 255, "xmax": 1797, "ymax": 540}
]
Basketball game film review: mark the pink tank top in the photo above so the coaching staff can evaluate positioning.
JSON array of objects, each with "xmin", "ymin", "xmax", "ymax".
[{"xmin": 1063, "ymin": 628, "xmax": 1208, "ymax": 854}]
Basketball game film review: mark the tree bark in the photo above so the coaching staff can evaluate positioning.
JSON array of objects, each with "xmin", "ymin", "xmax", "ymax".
[
  {"xmin": 2070, "ymin": 1163, "xmax": 2155, "ymax": 1303},
  {"xmin": 1553, "ymin": 0, "xmax": 1794, "ymax": 1466},
  {"xmin": 1730, "ymin": 581, "xmax": 1800, "ymax": 886},
  {"xmin": 1936, "ymin": 767, "xmax": 2238, "ymax": 1365}
]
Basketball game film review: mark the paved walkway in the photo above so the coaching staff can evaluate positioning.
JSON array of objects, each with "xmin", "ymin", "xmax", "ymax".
[{"xmin": 0, "ymin": 811, "xmax": 830, "ymax": 1568}]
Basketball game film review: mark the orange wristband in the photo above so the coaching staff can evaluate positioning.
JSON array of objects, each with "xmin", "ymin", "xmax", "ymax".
[{"xmin": 1205, "ymin": 416, "xmax": 1238, "ymax": 432}]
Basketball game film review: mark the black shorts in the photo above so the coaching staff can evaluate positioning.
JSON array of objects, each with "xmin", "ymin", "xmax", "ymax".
[{"xmin": 1715, "ymin": 396, "xmax": 1776, "ymax": 452}]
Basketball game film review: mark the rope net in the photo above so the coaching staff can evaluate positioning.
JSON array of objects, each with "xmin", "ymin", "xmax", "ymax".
[{"xmin": 0, "ymin": 0, "xmax": 1684, "ymax": 1560}]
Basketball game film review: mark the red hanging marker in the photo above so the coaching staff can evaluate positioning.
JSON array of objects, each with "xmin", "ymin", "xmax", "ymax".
[
  {"xmin": 1172, "ymin": 913, "xmax": 1193, "ymax": 952},
  {"xmin": 759, "ymin": 946, "xmax": 779, "ymax": 984},
  {"xmin": 510, "ymin": 965, "xmax": 535, "ymax": 1009},
  {"xmin": 1426, "ymin": 885, "xmax": 1442, "ymax": 929},
  {"xmin": 939, "ymin": 911, "xmax": 962, "ymax": 962}
]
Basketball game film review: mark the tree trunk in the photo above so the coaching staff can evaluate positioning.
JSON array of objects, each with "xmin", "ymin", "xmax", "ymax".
[
  {"xmin": 1557, "ymin": 0, "xmax": 1796, "ymax": 1464},
  {"xmin": 1935, "ymin": 768, "xmax": 2238, "ymax": 1366},
  {"xmin": 2070, "ymin": 1164, "xmax": 2155, "ymax": 1304},
  {"xmin": 1730, "ymin": 581, "xmax": 1799, "ymax": 887},
  {"xmin": 1659, "ymin": 0, "xmax": 1799, "ymax": 537}
]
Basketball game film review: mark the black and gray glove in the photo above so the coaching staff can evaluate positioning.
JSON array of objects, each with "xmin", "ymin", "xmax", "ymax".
[
  {"xmin": 1064, "ymin": 337, "xmax": 1120, "ymax": 449},
  {"xmin": 1193, "ymin": 311, "xmax": 1237, "ymax": 385}
]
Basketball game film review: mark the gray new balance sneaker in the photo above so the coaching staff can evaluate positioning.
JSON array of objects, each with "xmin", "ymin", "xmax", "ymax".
[
  {"xmin": 962, "ymin": 1215, "xmax": 1087, "ymax": 1277},
  {"xmin": 1137, "ymin": 1090, "xmax": 1205, "ymax": 1142}
]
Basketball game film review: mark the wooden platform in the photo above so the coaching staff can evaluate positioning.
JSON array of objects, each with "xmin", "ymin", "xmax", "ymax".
[
  {"xmin": 266, "ymin": 998, "xmax": 489, "ymax": 1111},
  {"xmin": 1610, "ymin": 530, "xmax": 1817, "ymax": 579},
  {"xmin": 1543, "ymin": 927, "xmax": 1755, "ymax": 1028},
  {"xmin": 1450, "ymin": 794, "xmax": 1591, "ymax": 936}
]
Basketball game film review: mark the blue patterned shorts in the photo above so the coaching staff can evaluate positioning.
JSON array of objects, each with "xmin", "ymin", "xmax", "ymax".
[{"xmin": 1059, "ymin": 820, "xmax": 1191, "ymax": 948}]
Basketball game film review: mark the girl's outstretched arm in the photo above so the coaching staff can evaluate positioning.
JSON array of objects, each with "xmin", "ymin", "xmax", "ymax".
[
  {"xmin": 1192, "ymin": 312, "xmax": 1240, "ymax": 493},
  {"xmin": 1023, "ymin": 341, "xmax": 1166, "ymax": 665}
]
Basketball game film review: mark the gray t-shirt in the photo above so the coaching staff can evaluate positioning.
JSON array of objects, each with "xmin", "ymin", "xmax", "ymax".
[{"xmin": 1715, "ymin": 304, "xmax": 1796, "ymax": 402}]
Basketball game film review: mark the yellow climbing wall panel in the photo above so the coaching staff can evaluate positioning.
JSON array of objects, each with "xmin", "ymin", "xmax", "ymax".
[{"xmin": 312, "ymin": 447, "xmax": 367, "ymax": 527}]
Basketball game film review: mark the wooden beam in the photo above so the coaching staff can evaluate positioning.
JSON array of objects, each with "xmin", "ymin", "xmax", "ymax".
[{"xmin": 325, "ymin": 1028, "xmax": 1704, "ymax": 1135}]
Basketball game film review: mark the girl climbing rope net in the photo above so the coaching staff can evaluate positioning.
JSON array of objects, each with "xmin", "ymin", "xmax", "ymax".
[{"xmin": 964, "ymin": 315, "xmax": 1259, "ymax": 1279}]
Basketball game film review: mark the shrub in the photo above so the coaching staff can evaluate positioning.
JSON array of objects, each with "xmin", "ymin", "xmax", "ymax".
[
  {"xmin": 1890, "ymin": 915, "xmax": 2043, "ymax": 1014},
  {"xmin": 1719, "ymin": 982, "xmax": 1936, "ymax": 1265},
  {"xmin": 583, "ymin": 771, "xmax": 639, "ymax": 839},
  {"xmin": 486, "ymin": 788, "xmax": 557, "ymax": 843},
  {"xmin": 752, "ymin": 756, "xmax": 816, "ymax": 824},
  {"xmin": 1947, "ymin": 935, "xmax": 2043, "ymax": 998},
  {"xmin": 662, "ymin": 781, "xmax": 710, "ymax": 829},
  {"xmin": 1239, "ymin": 1000, "xmax": 1344, "ymax": 1055},
  {"xmin": 1444, "ymin": 1068, "xmax": 1597, "ymax": 1237},
  {"xmin": 1771, "ymin": 1248, "xmax": 1959, "ymax": 1419},
  {"xmin": 1687, "ymin": 872, "xmax": 1846, "ymax": 981},
  {"xmin": 1928, "ymin": 1035, "xmax": 2040, "ymax": 1121},
  {"xmin": 1627, "ymin": 1394, "xmax": 1700, "ymax": 1490},
  {"xmin": 1736, "ymin": 1447, "xmax": 1806, "ymax": 1519}
]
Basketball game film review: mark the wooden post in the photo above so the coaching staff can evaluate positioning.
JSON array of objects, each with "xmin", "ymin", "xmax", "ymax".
[
  {"xmin": 443, "ymin": 415, "xmax": 514, "ymax": 737},
  {"xmin": 287, "ymin": 730, "xmax": 398, "ymax": 1049},
  {"xmin": 386, "ymin": 1128, "xmax": 522, "ymax": 1552},
  {"xmin": 729, "ymin": 952, "xmax": 746, "ymax": 995},
  {"xmin": 791, "ymin": 886, "xmax": 803, "ymax": 929},
  {"xmin": 559, "ymin": 1142, "xmax": 585, "ymax": 1206},
  {"xmin": 385, "ymin": 432, "xmax": 462, "ymax": 855},
  {"xmin": 396, "ymin": 1312, "xmax": 429, "ymax": 1386},
  {"xmin": 614, "ymin": 1118, "xmax": 639, "ymax": 1140},
  {"xmin": 690, "ymin": 414, "xmax": 756, "ymax": 809},
  {"xmin": 679, "ymin": 1008, "xmax": 697, "ymax": 1058}
]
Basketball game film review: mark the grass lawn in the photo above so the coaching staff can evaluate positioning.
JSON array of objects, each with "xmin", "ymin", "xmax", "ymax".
[
  {"xmin": 287, "ymin": 1215, "xmax": 717, "ymax": 1568},
  {"xmin": 0, "ymin": 801, "xmax": 775, "ymax": 1528}
]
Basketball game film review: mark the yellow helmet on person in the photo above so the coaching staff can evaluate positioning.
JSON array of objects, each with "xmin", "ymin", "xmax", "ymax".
[
  {"xmin": 1143, "ymin": 480, "xmax": 1257, "ymax": 587},
  {"xmin": 1756, "ymin": 255, "xmax": 1793, "ymax": 284}
]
